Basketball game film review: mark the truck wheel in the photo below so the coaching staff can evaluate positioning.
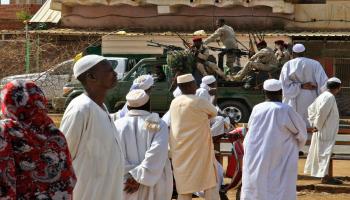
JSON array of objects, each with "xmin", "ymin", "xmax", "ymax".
[{"xmin": 219, "ymin": 100, "xmax": 250, "ymax": 123}]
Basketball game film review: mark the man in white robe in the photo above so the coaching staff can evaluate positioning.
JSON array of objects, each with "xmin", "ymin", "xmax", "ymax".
[
  {"xmin": 115, "ymin": 89, "xmax": 173, "ymax": 200},
  {"xmin": 279, "ymin": 43, "xmax": 328, "ymax": 127},
  {"xmin": 60, "ymin": 55, "xmax": 124, "ymax": 200},
  {"xmin": 241, "ymin": 79, "xmax": 308, "ymax": 200},
  {"xmin": 304, "ymin": 77, "xmax": 342, "ymax": 185},
  {"xmin": 113, "ymin": 74, "xmax": 154, "ymax": 120}
]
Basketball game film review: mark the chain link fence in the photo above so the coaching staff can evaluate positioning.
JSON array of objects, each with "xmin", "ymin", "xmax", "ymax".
[{"xmin": 0, "ymin": 34, "xmax": 99, "ymax": 111}]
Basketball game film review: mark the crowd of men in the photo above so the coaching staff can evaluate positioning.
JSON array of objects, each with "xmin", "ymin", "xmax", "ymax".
[{"xmin": 0, "ymin": 21, "xmax": 344, "ymax": 200}]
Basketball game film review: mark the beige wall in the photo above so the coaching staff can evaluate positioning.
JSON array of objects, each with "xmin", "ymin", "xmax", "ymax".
[
  {"xmin": 290, "ymin": 0, "xmax": 350, "ymax": 30},
  {"xmin": 58, "ymin": 0, "xmax": 350, "ymax": 30}
]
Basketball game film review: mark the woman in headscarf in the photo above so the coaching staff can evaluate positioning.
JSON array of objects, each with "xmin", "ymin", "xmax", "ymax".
[{"xmin": 0, "ymin": 80, "xmax": 76, "ymax": 199}]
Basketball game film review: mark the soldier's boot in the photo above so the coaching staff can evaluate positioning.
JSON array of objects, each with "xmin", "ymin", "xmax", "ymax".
[
  {"xmin": 196, "ymin": 63, "xmax": 208, "ymax": 76},
  {"xmin": 230, "ymin": 61, "xmax": 253, "ymax": 81}
]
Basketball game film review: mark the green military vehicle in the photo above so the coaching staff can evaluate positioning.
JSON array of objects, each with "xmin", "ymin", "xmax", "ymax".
[{"xmin": 60, "ymin": 54, "xmax": 265, "ymax": 122}]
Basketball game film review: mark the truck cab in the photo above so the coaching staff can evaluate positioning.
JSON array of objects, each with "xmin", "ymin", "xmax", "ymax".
[{"xmin": 104, "ymin": 56, "xmax": 265, "ymax": 122}]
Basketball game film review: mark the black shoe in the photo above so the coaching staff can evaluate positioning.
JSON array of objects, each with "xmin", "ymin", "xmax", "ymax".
[{"xmin": 321, "ymin": 177, "xmax": 343, "ymax": 185}]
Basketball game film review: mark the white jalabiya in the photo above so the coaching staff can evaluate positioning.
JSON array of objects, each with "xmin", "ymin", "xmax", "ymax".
[
  {"xmin": 242, "ymin": 101, "xmax": 307, "ymax": 200},
  {"xmin": 115, "ymin": 110, "xmax": 173, "ymax": 200},
  {"xmin": 279, "ymin": 57, "xmax": 328, "ymax": 127},
  {"xmin": 60, "ymin": 94, "xmax": 124, "ymax": 200},
  {"xmin": 304, "ymin": 91, "xmax": 339, "ymax": 177}
]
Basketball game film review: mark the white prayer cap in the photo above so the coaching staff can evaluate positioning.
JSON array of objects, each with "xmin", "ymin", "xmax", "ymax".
[
  {"xmin": 177, "ymin": 74, "xmax": 195, "ymax": 84},
  {"xmin": 73, "ymin": 54, "xmax": 106, "ymax": 78},
  {"xmin": 263, "ymin": 79, "xmax": 282, "ymax": 91},
  {"xmin": 292, "ymin": 43, "xmax": 305, "ymax": 53},
  {"xmin": 132, "ymin": 75, "xmax": 154, "ymax": 90},
  {"xmin": 173, "ymin": 87, "xmax": 182, "ymax": 97},
  {"xmin": 126, "ymin": 89, "xmax": 149, "ymax": 107},
  {"xmin": 202, "ymin": 75, "xmax": 216, "ymax": 85},
  {"xmin": 328, "ymin": 77, "xmax": 341, "ymax": 84}
]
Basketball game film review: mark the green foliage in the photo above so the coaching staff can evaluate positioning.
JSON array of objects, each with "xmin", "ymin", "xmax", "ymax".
[
  {"xmin": 166, "ymin": 50, "xmax": 195, "ymax": 74},
  {"xmin": 16, "ymin": 10, "xmax": 32, "ymax": 21}
]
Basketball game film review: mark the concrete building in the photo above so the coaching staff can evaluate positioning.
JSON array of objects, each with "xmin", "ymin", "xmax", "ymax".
[
  {"xmin": 0, "ymin": 0, "xmax": 42, "ymax": 29},
  {"xmin": 47, "ymin": 0, "xmax": 350, "ymax": 31}
]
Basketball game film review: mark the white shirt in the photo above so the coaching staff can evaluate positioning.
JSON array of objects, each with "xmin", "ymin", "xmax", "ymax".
[
  {"xmin": 304, "ymin": 91, "xmax": 339, "ymax": 177},
  {"xmin": 280, "ymin": 57, "xmax": 328, "ymax": 127},
  {"xmin": 115, "ymin": 110, "xmax": 173, "ymax": 200},
  {"xmin": 60, "ymin": 94, "xmax": 124, "ymax": 200},
  {"xmin": 242, "ymin": 101, "xmax": 307, "ymax": 200}
]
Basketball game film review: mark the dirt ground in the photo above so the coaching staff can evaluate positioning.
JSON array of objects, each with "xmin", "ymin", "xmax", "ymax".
[{"xmin": 221, "ymin": 159, "xmax": 350, "ymax": 200}]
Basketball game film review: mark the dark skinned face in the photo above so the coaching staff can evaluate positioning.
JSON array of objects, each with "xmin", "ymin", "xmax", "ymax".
[
  {"xmin": 193, "ymin": 41, "xmax": 202, "ymax": 48},
  {"xmin": 216, "ymin": 20, "xmax": 222, "ymax": 28},
  {"xmin": 87, "ymin": 60, "xmax": 117, "ymax": 90}
]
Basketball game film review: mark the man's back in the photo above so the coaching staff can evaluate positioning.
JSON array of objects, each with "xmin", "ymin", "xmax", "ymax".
[
  {"xmin": 242, "ymin": 101, "xmax": 307, "ymax": 200},
  {"xmin": 246, "ymin": 102, "xmax": 303, "ymax": 150},
  {"xmin": 280, "ymin": 57, "xmax": 328, "ymax": 126},
  {"xmin": 282, "ymin": 57, "xmax": 325, "ymax": 86},
  {"xmin": 204, "ymin": 24, "xmax": 237, "ymax": 48},
  {"xmin": 116, "ymin": 110, "xmax": 173, "ymax": 200},
  {"xmin": 169, "ymin": 95, "xmax": 217, "ymax": 194}
]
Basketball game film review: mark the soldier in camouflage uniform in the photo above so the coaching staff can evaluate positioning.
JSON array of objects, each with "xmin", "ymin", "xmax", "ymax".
[
  {"xmin": 230, "ymin": 41, "xmax": 278, "ymax": 81},
  {"xmin": 191, "ymin": 37, "xmax": 227, "ymax": 80}
]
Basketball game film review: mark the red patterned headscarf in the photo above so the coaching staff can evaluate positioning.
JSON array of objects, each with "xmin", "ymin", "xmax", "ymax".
[{"xmin": 0, "ymin": 80, "xmax": 76, "ymax": 199}]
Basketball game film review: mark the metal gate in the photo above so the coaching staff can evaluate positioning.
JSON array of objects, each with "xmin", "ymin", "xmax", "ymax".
[{"xmin": 334, "ymin": 58, "xmax": 350, "ymax": 116}]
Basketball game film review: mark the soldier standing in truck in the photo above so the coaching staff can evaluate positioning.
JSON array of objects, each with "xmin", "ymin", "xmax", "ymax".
[{"xmin": 203, "ymin": 18, "xmax": 238, "ymax": 72}]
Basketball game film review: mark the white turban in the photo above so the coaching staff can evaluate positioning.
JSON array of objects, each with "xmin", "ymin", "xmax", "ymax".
[
  {"xmin": 173, "ymin": 87, "xmax": 182, "ymax": 97},
  {"xmin": 131, "ymin": 75, "xmax": 154, "ymax": 91},
  {"xmin": 202, "ymin": 75, "xmax": 216, "ymax": 85},
  {"xmin": 200, "ymin": 75, "xmax": 216, "ymax": 91},
  {"xmin": 73, "ymin": 55, "xmax": 106, "ymax": 78},
  {"xmin": 328, "ymin": 77, "xmax": 341, "ymax": 84},
  {"xmin": 177, "ymin": 74, "xmax": 195, "ymax": 84},
  {"xmin": 126, "ymin": 89, "xmax": 149, "ymax": 107},
  {"xmin": 292, "ymin": 43, "xmax": 305, "ymax": 53},
  {"xmin": 263, "ymin": 79, "xmax": 282, "ymax": 91}
]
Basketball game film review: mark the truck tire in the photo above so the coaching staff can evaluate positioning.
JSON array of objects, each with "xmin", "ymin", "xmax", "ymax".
[{"xmin": 219, "ymin": 100, "xmax": 250, "ymax": 123}]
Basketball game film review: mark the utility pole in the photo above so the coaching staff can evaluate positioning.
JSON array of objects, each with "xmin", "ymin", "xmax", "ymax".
[{"xmin": 24, "ymin": 20, "xmax": 30, "ymax": 73}]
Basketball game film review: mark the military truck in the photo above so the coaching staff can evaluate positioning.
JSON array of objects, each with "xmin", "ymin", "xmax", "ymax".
[{"xmin": 60, "ymin": 54, "xmax": 264, "ymax": 122}]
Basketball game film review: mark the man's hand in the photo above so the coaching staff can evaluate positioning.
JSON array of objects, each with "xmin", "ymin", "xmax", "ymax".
[
  {"xmin": 301, "ymin": 82, "xmax": 317, "ymax": 90},
  {"xmin": 124, "ymin": 175, "xmax": 140, "ymax": 194},
  {"xmin": 312, "ymin": 127, "xmax": 318, "ymax": 133}
]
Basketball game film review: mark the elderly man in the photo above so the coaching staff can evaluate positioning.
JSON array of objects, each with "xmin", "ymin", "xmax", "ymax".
[
  {"xmin": 113, "ymin": 74, "xmax": 154, "ymax": 119},
  {"xmin": 191, "ymin": 37, "xmax": 227, "ymax": 80},
  {"xmin": 60, "ymin": 55, "xmax": 124, "ymax": 200},
  {"xmin": 241, "ymin": 79, "xmax": 307, "ymax": 200},
  {"xmin": 115, "ymin": 89, "xmax": 173, "ymax": 200},
  {"xmin": 305, "ymin": 77, "xmax": 342, "ymax": 185},
  {"xmin": 204, "ymin": 18, "xmax": 238, "ymax": 71},
  {"xmin": 279, "ymin": 43, "xmax": 328, "ymax": 127},
  {"xmin": 231, "ymin": 40, "xmax": 278, "ymax": 81},
  {"xmin": 169, "ymin": 74, "xmax": 219, "ymax": 200}
]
